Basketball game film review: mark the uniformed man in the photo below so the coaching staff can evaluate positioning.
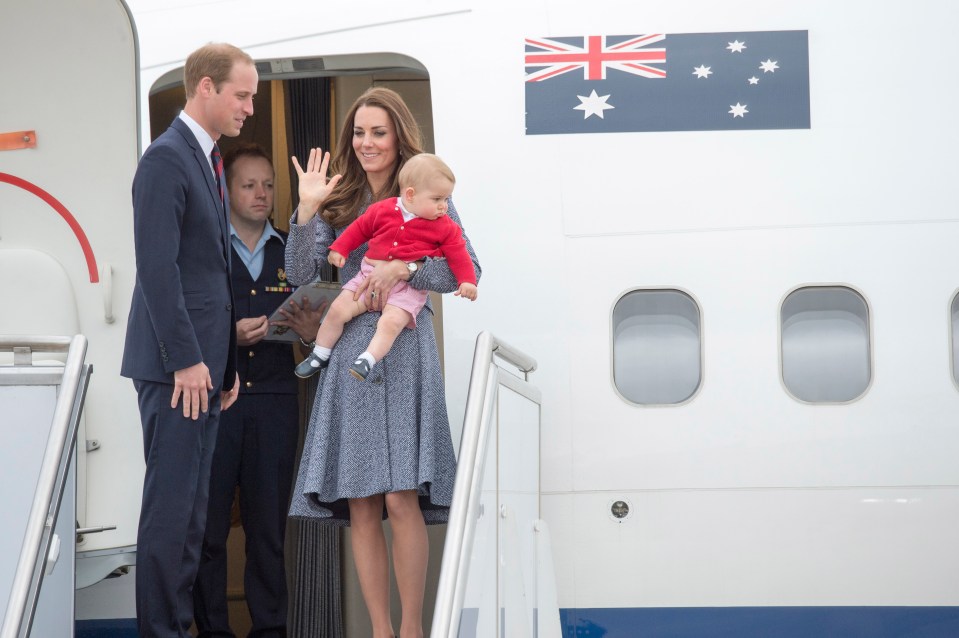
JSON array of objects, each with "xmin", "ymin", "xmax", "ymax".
[{"xmin": 193, "ymin": 143, "xmax": 324, "ymax": 638}]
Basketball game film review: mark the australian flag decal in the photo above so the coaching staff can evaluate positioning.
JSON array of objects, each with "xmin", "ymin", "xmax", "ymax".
[{"xmin": 525, "ymin": 30, "xmax": 811, "ymax": 135}]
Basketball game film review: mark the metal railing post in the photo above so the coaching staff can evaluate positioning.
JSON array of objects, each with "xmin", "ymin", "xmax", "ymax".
[
  {"xmin": 0, "ymin": 335, "xmax": 89, "ymax": 638},
  {"xmin": 431, "ymin": 331, "xmax": 539, "ymax": 638}
]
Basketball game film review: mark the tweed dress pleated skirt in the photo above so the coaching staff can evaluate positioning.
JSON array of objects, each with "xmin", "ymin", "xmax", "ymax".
[
  {"xmin": 288, "ymin": 306, "xmax": 457, "ymax": 525},
  {"xmin": 285, "ymin": 201, "xmax": 474, "ymax": 527}
]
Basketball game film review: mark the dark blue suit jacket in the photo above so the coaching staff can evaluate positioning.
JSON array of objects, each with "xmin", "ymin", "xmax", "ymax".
[{"xmin": 121, "ymin": 117, "xmax": 237, "ymax": 390}]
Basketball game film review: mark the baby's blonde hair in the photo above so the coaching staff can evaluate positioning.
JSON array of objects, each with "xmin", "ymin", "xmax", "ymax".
[{"xmin": 398, "ymin": 153, "xmax": 456, "ymax": 191}]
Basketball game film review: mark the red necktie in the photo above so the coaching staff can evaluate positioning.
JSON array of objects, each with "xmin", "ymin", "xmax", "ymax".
[{"xmin": 211, "ymin": 145, "xmax": 224, "ymax": 204}]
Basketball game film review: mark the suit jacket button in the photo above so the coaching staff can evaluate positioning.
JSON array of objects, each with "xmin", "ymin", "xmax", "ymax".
[
  {"xmin": 245, "ymin": 381, "xmax": 253, "ymax": 388},
  {"xmin": 226, "ymin": 303, "xmax": 233, "ymax": 310}
]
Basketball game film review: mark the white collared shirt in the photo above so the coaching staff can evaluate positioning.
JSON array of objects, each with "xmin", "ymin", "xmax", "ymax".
[
  {"xmin": 178, "ymin": 111, "xmax": 217, "ymax": 176},
  {"xmin": 396, "ymin": 196, "xmax": 418, "ymax": 222}
]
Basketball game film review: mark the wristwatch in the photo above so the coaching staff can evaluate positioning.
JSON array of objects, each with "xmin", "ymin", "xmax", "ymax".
[{"xmin": 406, "ymin": 261, "xmax": 418, "ymax": 277}]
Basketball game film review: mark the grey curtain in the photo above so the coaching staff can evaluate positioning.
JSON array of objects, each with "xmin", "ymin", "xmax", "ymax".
[
  {"xmin": 287, "ymin": 77, "xmax": 332, "ymax": 215},
  {"xmin": 286, "ymin": 76, "xmax": 343, "ymax": 638},
  {"xmin": 287, "ymin": 373, "xmax": 343, "ymax": 637}
]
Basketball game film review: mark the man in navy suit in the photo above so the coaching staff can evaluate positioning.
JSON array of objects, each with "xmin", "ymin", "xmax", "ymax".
[{"xmin": 121, "ymin": 42, "xmax": 257, "ymax": 638}]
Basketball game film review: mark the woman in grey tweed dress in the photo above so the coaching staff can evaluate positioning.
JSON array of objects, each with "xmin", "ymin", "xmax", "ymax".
[{"xmin": 285, "ymin": 87, "xmax": 480, "ymax": 638}]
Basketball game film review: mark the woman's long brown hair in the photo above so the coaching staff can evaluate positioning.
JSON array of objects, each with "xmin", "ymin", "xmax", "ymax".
[{"xmin": 321, "ymin": 87, "xmax": 425, "ymax": 228}]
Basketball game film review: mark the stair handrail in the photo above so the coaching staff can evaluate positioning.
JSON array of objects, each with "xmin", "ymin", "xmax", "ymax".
[
  {"xmin": 0, "ymin": 335, "xmax": 89, "ymax": 638},
  {"xmin": 431, "ymin": 331, "xmax": 538, "ymax": 637}
]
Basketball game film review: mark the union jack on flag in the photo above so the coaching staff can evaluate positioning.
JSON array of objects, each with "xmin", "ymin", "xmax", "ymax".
[{"xmin": 525, "ymin": 34, "xmax": 667, "ymax": 82}]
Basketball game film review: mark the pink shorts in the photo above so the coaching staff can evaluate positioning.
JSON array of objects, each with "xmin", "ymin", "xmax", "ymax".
[{"xmin": 342, "ymin": 260, "xmax": 428, "ymax": 328}]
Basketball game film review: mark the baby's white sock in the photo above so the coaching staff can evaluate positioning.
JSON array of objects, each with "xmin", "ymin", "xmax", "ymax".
[{"xmin": 310, "ymin": 345, "xmax": 332, "ymax": 367}]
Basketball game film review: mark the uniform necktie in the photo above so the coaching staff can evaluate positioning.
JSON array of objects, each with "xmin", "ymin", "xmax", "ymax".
[{"xmin": 211, "ymin": 145, "xmax": 224, "ymax": 205}]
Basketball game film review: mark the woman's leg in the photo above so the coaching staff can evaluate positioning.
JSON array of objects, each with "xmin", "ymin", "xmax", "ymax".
[
  {"xmin": 385, "ymin": 490, "xmax": 428, "ymax": 638},
  {"xmin": 348, "ymin": 494, "xmax": 395, "ymax": 638}
]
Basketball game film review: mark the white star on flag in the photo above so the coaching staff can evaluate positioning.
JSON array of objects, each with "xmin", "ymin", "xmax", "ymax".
[
  {"xmin": 727, "ymin": 40, "xmax": 746, "ymax": 53},
  {"xmin": 748, "ymin": 76, "xmax": 759, "ymax": 85},
  {"xmin": 693, "ymin": 65, "xmax": 712, "ymax": 78},
  {"xmin": 729, "ymin": 103, "xmax": 749, "ymax": 118},
  {"xmin": 574, "ymin": 90, "xmax": 615, "ymax": 119},
  {"xmin": 759, "ymin": 59, "xmax": 779, "ymax": 73}
]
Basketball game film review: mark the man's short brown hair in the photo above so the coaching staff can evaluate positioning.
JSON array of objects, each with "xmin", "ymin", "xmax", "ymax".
[
  {"xmin": 223, "ymin": 142, "xmax": 272, "ymax": 177},
  {"xmin": 183, "ymin": 43, "xmax": 254, "ymax": 99}
]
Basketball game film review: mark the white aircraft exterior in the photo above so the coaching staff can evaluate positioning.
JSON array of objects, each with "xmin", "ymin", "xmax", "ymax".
[{"xmin": 3, "ymin": 0, "xmax": 959, "ymax": 635}]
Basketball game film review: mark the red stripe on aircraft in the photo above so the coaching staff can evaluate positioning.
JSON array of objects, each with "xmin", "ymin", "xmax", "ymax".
[{"xmin": 0, "ymin": 172, "xmax": 99, "ymax": 283}]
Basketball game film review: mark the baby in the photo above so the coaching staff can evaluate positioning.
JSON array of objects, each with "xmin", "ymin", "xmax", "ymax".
[{"xmin": 295, "ymin": 153, "xmax": 477, "ymax": 380}]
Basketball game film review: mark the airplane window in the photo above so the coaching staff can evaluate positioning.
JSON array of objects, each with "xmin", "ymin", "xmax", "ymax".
[
  {"xmin": 781, "ymin": 286, "xmax": 871, "ymax": 403},
  {"xmin": 612, "ymin": 289, "xmax": 702, "ymax": 405},
  {"xmin": 951, "ymin": 292, "xmax": 959, "ymax": 388}
]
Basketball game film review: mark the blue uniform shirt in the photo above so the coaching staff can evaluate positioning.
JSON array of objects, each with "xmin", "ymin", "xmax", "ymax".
[{"xmin": 230, "ymin": 222, "xmax": 284, "ymax": 281}]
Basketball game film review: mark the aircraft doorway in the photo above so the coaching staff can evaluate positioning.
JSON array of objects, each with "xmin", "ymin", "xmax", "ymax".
[{"xmin": 146, "ymin": 54, "xmax": 446, "ymax": 637}]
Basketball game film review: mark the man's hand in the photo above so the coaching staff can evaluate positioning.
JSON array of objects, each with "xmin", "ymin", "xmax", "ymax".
[
  {"xmin": 272, "ymin": 296, "xmax": 328, "ymax": 343},
  {"xmin": 237, "ymin": 316, "xmax": 269, "ymax": 346},
  {"xmin": 172, "ymin": 362, "xmax": 213, "ymax": 420},
  {"xmin": 221, "ymin": 372, "xmax": 240, "ymax": 411}
]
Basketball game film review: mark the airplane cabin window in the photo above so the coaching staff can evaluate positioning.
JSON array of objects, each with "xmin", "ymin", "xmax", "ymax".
[
  {"xmin": 612, "ymin": 289, "xmax": 702, "ymax": 405},
  {"xmin": 781, "ymin": 286, "xmax": 871, "ymax": 403},
  {"xmin": 951, "ymin": 292, "xmax": 959, "ymax": 388}
]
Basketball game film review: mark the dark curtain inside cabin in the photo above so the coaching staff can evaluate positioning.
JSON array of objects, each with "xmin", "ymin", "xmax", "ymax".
[
  {"xmin": 285, "ymin": 76, "xmax": 342, "ymax": 637},
  {"xmin": 287, "ymin": 77, "xmax": 331, "ymax": 212},
  {"xmin": 285, "ymin": 76, "xmax": 334, "ymax": 283}
]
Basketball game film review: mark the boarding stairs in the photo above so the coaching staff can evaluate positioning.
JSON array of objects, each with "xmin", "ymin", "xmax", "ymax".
[
  {"xmin": 431, "ymin": 332, "xmax": 561, "ymax": 638},
  {"xmin": 0, "ymin": 336, "xmax": 91, "ymax": 638}
]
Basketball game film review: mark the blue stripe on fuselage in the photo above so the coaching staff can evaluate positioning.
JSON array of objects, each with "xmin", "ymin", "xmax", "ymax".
[{"xmin": 560, "ymin": 607, "xmax": 959, "ymax": 637}]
